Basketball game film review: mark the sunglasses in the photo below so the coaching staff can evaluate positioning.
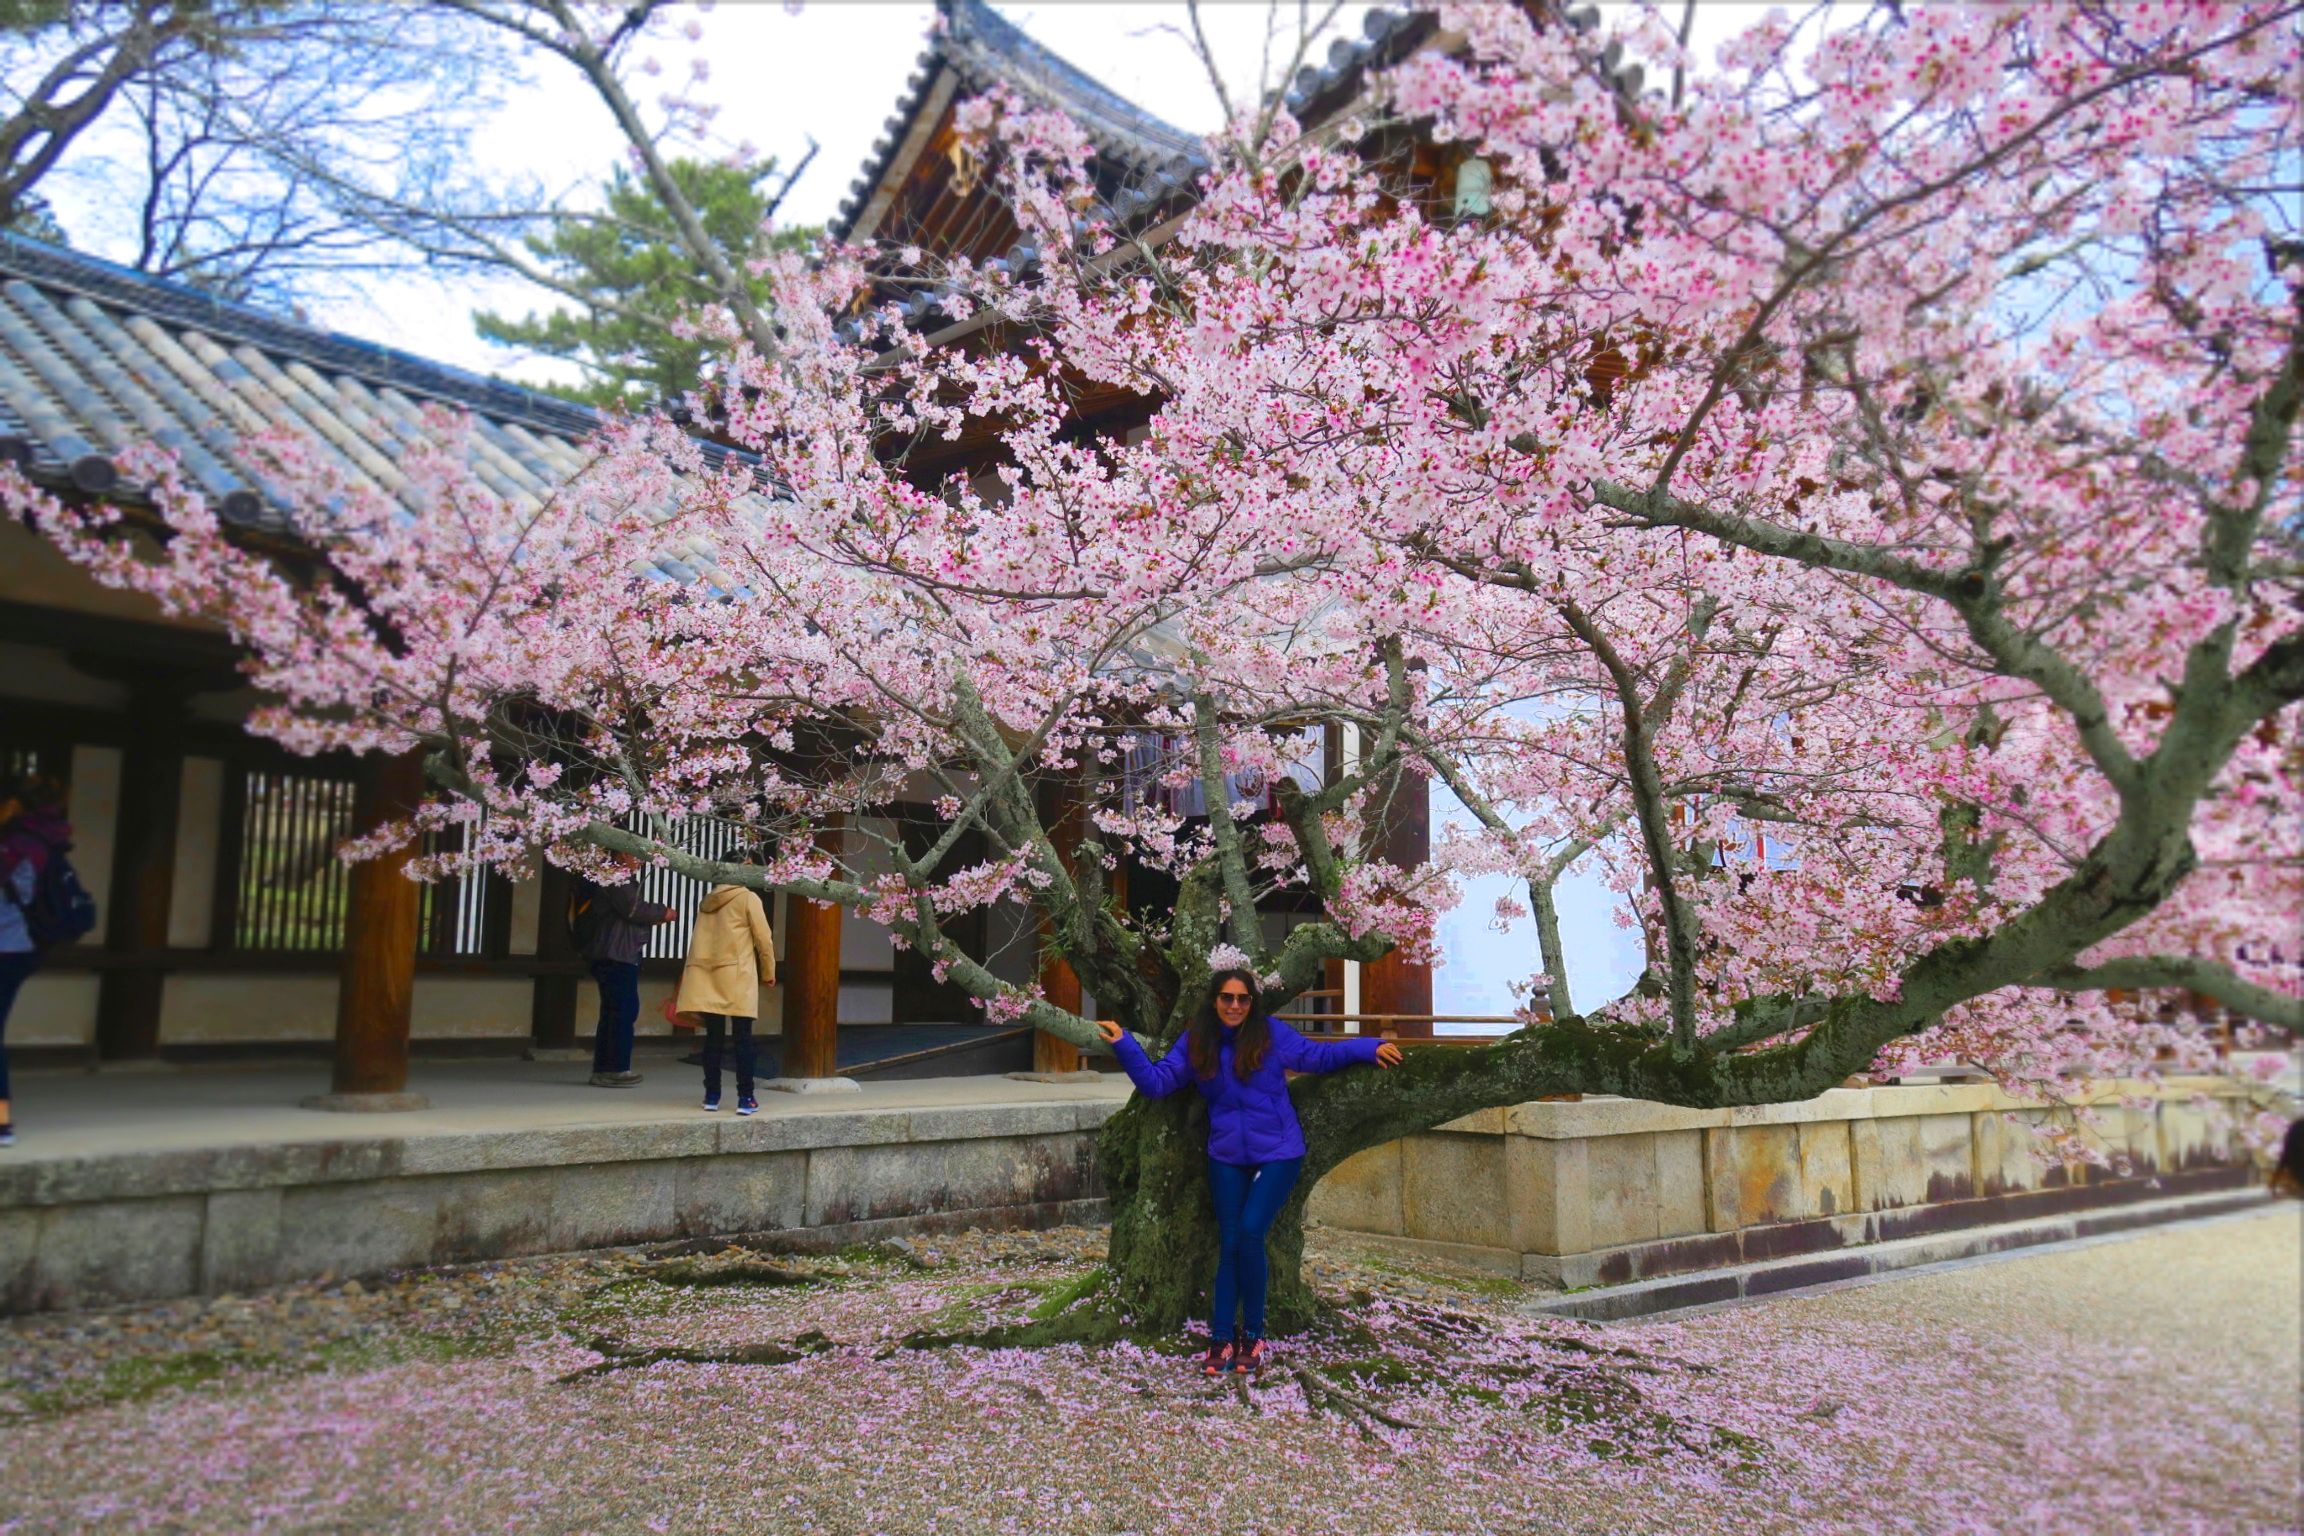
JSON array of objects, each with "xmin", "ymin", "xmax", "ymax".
[{"xmin": 1216, "ymin": 991, "xmax": 1253, "ymax": 1004}]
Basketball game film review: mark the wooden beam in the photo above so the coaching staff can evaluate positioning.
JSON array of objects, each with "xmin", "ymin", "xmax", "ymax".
[
  {"xmin": 1363, "ymin": 759, "xmax": 1435, "ymax": 1038},
  {"xmin": 529, "ymin": 858, "xmax": 580, "ymax": 1051},
  {"xmin": 324, "ymin": 750, "xmax": 425, "ymax": 1098},
  {"xmin": 1035, "ymin": 776, "xmax": 1086, "ymax": 1073},
  {"xmin": 779, "ymin": 817, "xmax": 844, "ymax": 1079},
  {"xmin": 93, "ymin": 731, "xmax": 183, "ymax": 1062}
]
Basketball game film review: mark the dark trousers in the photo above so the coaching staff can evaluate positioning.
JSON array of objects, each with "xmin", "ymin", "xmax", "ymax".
[
  {"xmin": 588, "ymin": 959, "xmax": 639, "ymax": 1073},
  {"xmin": 0, "ymin": 950, "xmax": 32, "ymax": 1105},
  {"xmin": 699, "ymin": 1013, "xmax": 757, "ymax": 1099},
  {"xmin": 1207, "ymin": 1156, "xmax": 1303, "ymax": 1342}
]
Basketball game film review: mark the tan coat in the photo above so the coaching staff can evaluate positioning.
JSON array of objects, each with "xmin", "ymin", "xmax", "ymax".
[{"xmin": 675, "ymin": 885, "xmax": 777, "ymax": 1019}]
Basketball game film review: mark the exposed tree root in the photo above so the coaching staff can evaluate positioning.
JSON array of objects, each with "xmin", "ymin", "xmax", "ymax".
[
  {"xmin": 640, "ymin": 1260, "xmax": 820, "ymax": 1289},
  {"xmin": 557, "ymin": 1329, "xmax": 834, "ymax": 1382},
  {"xmin": 1291, "ymin": 1365, "xmax": 1426, "ymax": 1437}
]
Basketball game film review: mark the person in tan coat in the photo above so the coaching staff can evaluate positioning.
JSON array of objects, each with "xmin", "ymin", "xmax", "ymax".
[{"xmin": 675, "ymin": 872, "xmax": 777, "ymax": 1114}]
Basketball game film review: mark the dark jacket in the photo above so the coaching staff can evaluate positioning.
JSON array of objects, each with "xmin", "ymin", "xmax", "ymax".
[
  {"xmin": 583, "ymin": 880, "xmax": 673, "ymax": 965},
  {"xmin": 1111, "ymin": 1017, "xmax": 1383, "ymax": 1164}
]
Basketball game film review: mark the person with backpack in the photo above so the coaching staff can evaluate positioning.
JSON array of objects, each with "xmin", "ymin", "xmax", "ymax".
[
  {"xmin": 0, "ymin": 776, "xmax": 97, "ymax": 1148},
  {"xmin": 674, "ymin": 850, "xmax": 777, "ymax": 1116},
  {"xmin": 574, "ymin": 853, "xmax": 675, "ymax": 1087}
]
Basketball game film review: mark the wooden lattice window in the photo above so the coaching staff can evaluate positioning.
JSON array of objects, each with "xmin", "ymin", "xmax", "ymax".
[{"xmin": 230, "ymin": 767, "xmax": 356, "ymax": 951}]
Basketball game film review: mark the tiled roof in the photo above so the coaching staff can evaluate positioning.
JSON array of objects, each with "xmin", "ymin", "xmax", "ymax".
[
  {"xmin": 0, "ymin": 233, "xmax": 777, "ymax": 590},
  {"xmin": 832, "ymin": 0, "xmax": 1202, "ymax": 244}
]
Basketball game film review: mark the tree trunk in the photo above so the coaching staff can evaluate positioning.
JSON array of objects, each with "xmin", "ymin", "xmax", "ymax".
[{"xmin": 1099, "ymin": 1088, "xmax": 1321, "ymax": 1337}]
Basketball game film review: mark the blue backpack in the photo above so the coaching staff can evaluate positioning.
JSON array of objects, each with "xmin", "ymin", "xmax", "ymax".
[{"xmin": 10, "ymin": 845, "xmax": 97, "ymax": 948}]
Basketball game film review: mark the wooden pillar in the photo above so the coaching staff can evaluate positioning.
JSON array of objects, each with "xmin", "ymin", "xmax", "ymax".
[
  {"xmin": 94, "ymin": 729, "xmax": 183, "ymax": 1063},
  {"xmin": 1035, "ymin": 777, "xmax": 1086, "ymax": 1074},
  {"xmin": 529, "ymin": 859, "xmax": 580, "ymax": 1052},
  {"xmin": 316, "ymin": 750, "xmax": 425, "ymax": 1105},
  {"xmin": 1363, "ymin": 758, "xmax": 1434, "ymax": 1038},
  {"xmin": 779, "ymin": 819, "xmax": 843, "ymax": 1079}
]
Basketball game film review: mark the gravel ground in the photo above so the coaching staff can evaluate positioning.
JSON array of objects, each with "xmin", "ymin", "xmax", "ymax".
[{"xmin": 0, "ymin": 1208, "xmax": 2294, "ymax": 1535}]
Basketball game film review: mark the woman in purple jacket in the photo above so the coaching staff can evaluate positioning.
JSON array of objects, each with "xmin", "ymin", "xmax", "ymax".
[{"xmin": 1099, "ymin": 968, "xmax": 1402, "ymax": 1375}]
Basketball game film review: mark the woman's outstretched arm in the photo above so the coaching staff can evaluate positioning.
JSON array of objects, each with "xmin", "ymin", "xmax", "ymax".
[
  {"xmin": 1098, "ymin": 1020, "xmax": 1196, "ymax": 1098},
  {"xmin": 1270, "ymin": 1020, "xmax": 1402, "ymax": 1074}
]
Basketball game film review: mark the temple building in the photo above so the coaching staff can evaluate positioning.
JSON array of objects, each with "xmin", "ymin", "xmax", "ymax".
[{"xmin": 0, "ymin": 1, "xmax": 1606, "ymax": 1091}]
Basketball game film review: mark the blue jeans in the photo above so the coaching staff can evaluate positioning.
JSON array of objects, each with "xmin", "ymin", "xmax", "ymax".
[
  {"xmin": 589, "ymin": 960, "xmax": 639, "ymax": 1073},
  {"xmin": 0, "ymin": 950, "xmax": 33, "ymax": 1105},
  {"xmin": 699, "ymin": 1013, "xmax": 756, "ymax": 1099},
  {"xmin": 1207, "ymin": 1156, "xmax": 1302, "ymax": 1342}
]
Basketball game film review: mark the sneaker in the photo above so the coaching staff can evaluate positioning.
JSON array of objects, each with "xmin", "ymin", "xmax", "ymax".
[
  {"xmin": 588, "ymin": 1071, "xmax": 641, "ymax": 1088},
  {"xmin": 0, "ymin": 1124, "xmax": 13, "ymax": 1148},
  {"xmin": 1201, "ymin": 1339, "xmax": 1235, "ymax": 1377},
  {"xmin": 736, "ymin": 1096, "xmax": 759, "ymax": 1116},
  {"xmin": 701, "ymin": 1096, "xmax": 721, "ymax": 1113},
  {"xmin": 1234, "ymin": 1339, "xmax": 1268, "ymax": 1375}
]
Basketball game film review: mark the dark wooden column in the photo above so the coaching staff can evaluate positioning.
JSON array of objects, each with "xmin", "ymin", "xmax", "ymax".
[
  {"xmin": 94, "ymin": 707, "xmax": 184, "ymax": 1063},
  {"xmin": 309, "ymin": 750, "xmax": 427, "ymax": 1108},
  {"xmin": 529, "ymin": 858, "xmax": 581, "ymax": 1053},
  {"xmin": 778, "ymin": 818, "xmax": 844, "ymax": 1080},
  {"xmin": 1034, "ymin": 777, "xmax": 1086, "ymax": 1074},
  {"xmin": 1362, "ymin": 761, "xmax": 1434, "ymax": 1038}
]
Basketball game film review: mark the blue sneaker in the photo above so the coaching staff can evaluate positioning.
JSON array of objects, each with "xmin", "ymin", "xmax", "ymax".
[
  {"xmin": 701, "ymin": 1096, "xmax": 721, "ymax": 1113},
  {"xmin": 736, "ymin": 1096, "xmax": 758, "ymax": 1116}
]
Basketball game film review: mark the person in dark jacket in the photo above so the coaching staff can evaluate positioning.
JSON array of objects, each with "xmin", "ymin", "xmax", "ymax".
[
  {"xmin": 1100, "ymin": 967, "xmax": 1402, "ymax": 1375},
  {"xmin": 580, "ymin": 854, "xmax": 675, "ymax": 1087},
  {"xmin": 0, "ymin": 777, "xmax": 72, "ymax": 1148}
]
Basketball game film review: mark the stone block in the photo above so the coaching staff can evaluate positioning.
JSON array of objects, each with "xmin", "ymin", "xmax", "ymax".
[
  {"xmin": 0, "ymin": 1206, "xmax": 42, "ymax": 1311},
  {"xmin": 1654, "ymin": 1129, "xmax": 1706, "ymax": 1239},
  {"xmin": 2157, "ymin": 1097, "xmax": 2239, "ymax": 1173},
  {"xmin": 1308, "ymin": 1141, "xmax": 1403, "ymax": 1236},
  {"xmin": 1974, "ymin": 1111, "xmax": 2053, "ymax": 1196},
  {"xmin": 276, "ymin": 1179, "xmax": 441, "ymax": 1279},
  {"xmin": 1517, "ymin": 1134, "xmax": 1590, "ymax": 1256},
  {"xmin": 199, "ymin": 1187, "xmax": 283, "ymax": 1294},
  {"xmin": 1507, "ymin": 1097, "xmax": 1723, "ymax": 1141},
  {"xmin": 804, "ymin": 1133, "xmax": 1096, "ymax": 1227},
  {"xmin": 1586, "ymin": 1131, "xmax": 1665, "ymax": 1249},
  {"xmin": 1711, "ymin": 1123, "xmax": 1796, "ymax": 1229},
  {"xmin": 901, "ymin": 1104, "xmax": 1085, "ymax": 1144},
  {"xmin": 716, "ymin": 1109, "xmax": 912, "ymax": 1155},
  {"xmin": 1435, "ymin": 1107, "xmax": 1509, "ymax": 1136},
  {"xmin": 431, "ymin": 1168, "xmax": 563, "ymax": 1262},
  {"xmin": 1400, "ymin": 1131, "xmax": 1510, "ymax": 1250},
  {"xmin": 1797, "ymin": 1121, "xmax": 1856, "ymax": 1219},
  {"xmin": 1853, "ymin": 1112, "xmax": 1973, "ymax": 1210},
  {"xmin": 675, "ymin": 1151, "xmax": 807, "ymax": 1238},
  {"xmin": 29, "ymin": 1196, "xmax": 203, "ymax": 1309},
  {"xmin": 546, "ymin": 1161, "xmax": 679, "ymax": 1251},
  {"xmin": 396, "ymin": 1123, "xmax": 714, "ymax": 1176}
]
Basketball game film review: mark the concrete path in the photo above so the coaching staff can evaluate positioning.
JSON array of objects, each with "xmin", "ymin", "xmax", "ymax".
[{"xmin": 0, "ymin": 1056, "xmax": 1131, "ymax": 1164}]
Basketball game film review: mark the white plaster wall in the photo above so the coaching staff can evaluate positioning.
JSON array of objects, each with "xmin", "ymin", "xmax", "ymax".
[
  {"xmin": 0, "ymin": 642, "xmax": 129, "ymax": 710},
  {"xmin": 7, "ymin": 971, "xmax": 96, "ymax": 1046},
  {"xmin": 160, "ymin": 974, "xmax": 537, "ymax": 1043},
  {"xmin": 410, "ymin": 977, "xmax": 533, "ymax": 1038},
  {"xmin": 166, "ymin": 757, "xmax": 224, "ymax": 948},
  {"xmin": 505, "ymin": 853, "xmax": 542, "ymax": 958},
  {"xmin": 161, "ymin": 975, "xmax": 337, "ymax": 1042},
  {"xmin": 65, "ymin": 745, "xmax": 120, "ymax": 945}
]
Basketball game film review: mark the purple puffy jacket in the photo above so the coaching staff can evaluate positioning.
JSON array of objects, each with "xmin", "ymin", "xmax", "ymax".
[{"xmin": 1111, "ymin": 1018, "xmax": 1384, "ymax": 1164}]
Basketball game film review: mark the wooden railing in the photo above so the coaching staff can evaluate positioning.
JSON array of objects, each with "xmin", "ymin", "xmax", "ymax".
[{"xmin": 1272, "ymin": 1010, "xmax": 1545, "ymax": 1045}]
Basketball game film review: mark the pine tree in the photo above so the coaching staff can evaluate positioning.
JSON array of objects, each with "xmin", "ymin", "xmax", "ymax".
[{"xmin": 476, "ymin": 158, "xmax": 812, "ymax": 409}]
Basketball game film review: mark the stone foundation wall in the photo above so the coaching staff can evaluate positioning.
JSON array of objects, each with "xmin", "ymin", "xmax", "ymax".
[
  {"xmin": 0, "ymin": 1102, "xmax": 1121, "ymax": 1315},
  {"xmin": 1308, "ymin": 1077, "xmax": 2260, "ymax": 1288}
]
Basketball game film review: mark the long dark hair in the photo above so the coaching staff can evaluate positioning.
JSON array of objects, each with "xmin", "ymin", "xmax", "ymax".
[{"xmin": 1188, "ymin": 968, "xmax": 1270, "ymax": 1082}]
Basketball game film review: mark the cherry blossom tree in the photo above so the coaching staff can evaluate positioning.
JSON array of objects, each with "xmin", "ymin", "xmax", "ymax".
[{"xmin": 10, "ymin": 1, "xmax": 2298, "ymax": 1333}]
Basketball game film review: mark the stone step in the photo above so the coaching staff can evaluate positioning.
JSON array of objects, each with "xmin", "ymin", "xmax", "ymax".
[{"xmin": 1522, "ymin": 1188, "xmax": 2276, "ymax": 1323}]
